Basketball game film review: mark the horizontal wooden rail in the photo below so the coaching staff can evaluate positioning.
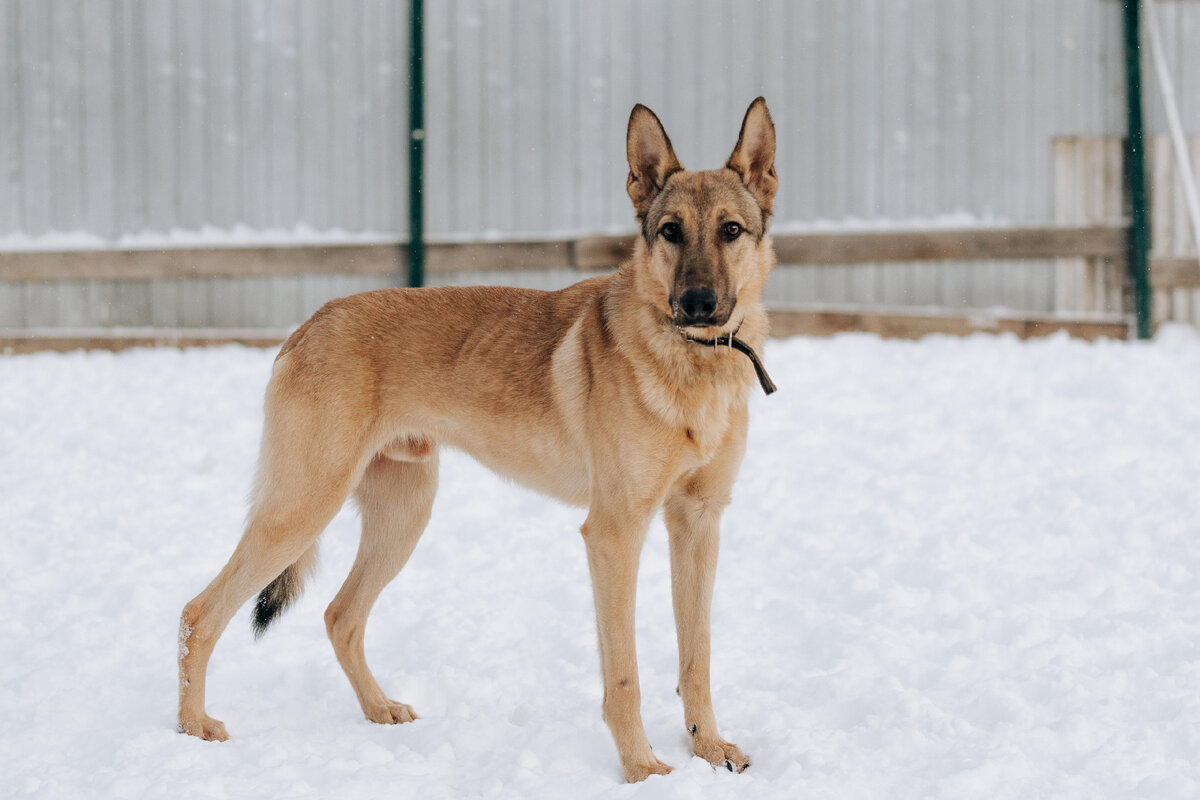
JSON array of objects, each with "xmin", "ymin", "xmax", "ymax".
[
  {"xmin": 0, "ymin": 243, "xmax": 404, "ymax": 282},
  {"xmin": 0, "ymin": 224, "xmax": 1131, "ymax": 282},
  {"xmin": 767, "ymin": 307, "xmax": 1130, "ymax": 342},
  {"xmin": 1151, "ymin": 255, "xmax": 1200, "ymax": 289},
  {"xmin": 770, "ymin": 224, "xmax": 1128, "ymax": 263},
  {"xmin": 0, "ymin": 327, "xmax": 295, "ymax": 354}
]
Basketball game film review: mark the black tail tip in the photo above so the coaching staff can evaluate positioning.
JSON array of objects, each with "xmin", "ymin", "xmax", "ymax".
[
  {"xmin": 251, "ymin": 567, "xmax": 297, "ymax": 639},
  {"xmin": 250, "ymin": 592, "xmax": 280, "ymax": 639}
]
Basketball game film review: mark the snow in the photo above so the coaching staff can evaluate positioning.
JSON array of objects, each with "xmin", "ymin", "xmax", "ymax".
[
  {"xmin": 768, "ymin": 211, "xmax": 1009, "ymax": 234},
  {"xmin": 0, "ymin": 213, "xmax": 1008, "ymax": 254},
  {"xmin": 3, "ymin": 328, "xmax": 1200, "ymax": 798}
]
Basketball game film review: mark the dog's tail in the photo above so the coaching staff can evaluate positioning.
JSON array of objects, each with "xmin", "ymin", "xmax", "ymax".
[{"xmin": 251, "ymin": 543, "xmax": 319, "ymax": 638}]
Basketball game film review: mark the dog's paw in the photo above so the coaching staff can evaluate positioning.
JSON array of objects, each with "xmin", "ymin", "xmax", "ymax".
[
  {"xmin": 178, "ymin": 714, "xmax": 229, "ymax": 742},
  {"xmin": 690, "ymin": 730, "xmax": 750, "ymax": 773},
  {"xmin": 363, "ymin": 699, "xmax": 419, "ymax": 725},
  {"xmin": 623, "ymin": 755, "xmax": 674, "ymax": 783}
]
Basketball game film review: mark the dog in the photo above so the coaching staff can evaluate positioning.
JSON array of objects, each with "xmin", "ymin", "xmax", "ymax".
[{"xmin": 178, "ymin": 97, "xmax": 777, "ymax": 782}]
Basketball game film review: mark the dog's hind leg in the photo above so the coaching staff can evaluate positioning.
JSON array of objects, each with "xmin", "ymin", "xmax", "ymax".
[
  {"xmin": 178, "ymin": 488, "xmax": 353, "ymax": 740},
  {"xmin": 325, "ymin": 449, "xmax": 438, "ymax": 725},
  {"xmin": 178, "ymin": 399, "xmax": 368, "ymax": 741}
]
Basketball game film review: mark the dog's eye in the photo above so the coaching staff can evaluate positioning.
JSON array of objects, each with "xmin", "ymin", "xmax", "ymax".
[
  {"xmin": 659, "ymin": 222, "xmax": 681, "ymax": 243},
  {"xmin": 722, "ymin": 222, "xmax": 742, "ymax": 240}
]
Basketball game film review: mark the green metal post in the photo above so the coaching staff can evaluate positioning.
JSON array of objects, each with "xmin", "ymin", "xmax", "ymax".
[
  {"xmin": 408, "ymin": 0, "xmax": 425, "ymax": 287},
  {"xmin": 1123, "ymin": 0, "xmax": 1152, "ymax": 339}
]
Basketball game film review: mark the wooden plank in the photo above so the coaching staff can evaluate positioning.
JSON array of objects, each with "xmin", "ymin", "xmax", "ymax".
[
  {"xmin": 771, "ymin": 226, "xmax": 1127, "ymax": 264},
  {"xmin": 573, "ymin": 235, "xmax": 637, "ymax": 271},
  {"xmin": 1053, "ymin": 136, "xmax": 1086, "ymax": 313},
  {"xmin": 767, "ymin": 307, "xmax": 1130, "ymax": 343},
  {"xmin": 0, "ymin": 244, "xmax": 406, "ymax": 281},
  {"xmin": 0, "ymin": 225, "xmax": 1131, "ymax": 282},
  {"xmin": 0, "ymin": 328, "xmax": 292, "ymax": 355},
  {"xmin": 578, "ymin": 225, "xmax": 1129, "ymax": 270},
  {"xmin": 1150, "ymin": 135, "xmax": 1180, "ymax": 323},
  {"xmin": 1191, "ymin": 137, "xmax": 1200, "ymax": 327},
  {"xmin": 426, "ymin": 240, "xmax": 571, "ymax": 273},
  {"xmin": 1152, "ymin": 256, "xmax": 1200, "ymax": 289}
]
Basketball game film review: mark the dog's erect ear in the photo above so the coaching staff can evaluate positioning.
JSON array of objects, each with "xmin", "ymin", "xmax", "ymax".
[
  {"xmin": 626, "ymin": 104, "xmax": 683, "ymax": 218},
  {"xmin": 726, "ymin": 97, "xmax": 777, "ymax": 219}
]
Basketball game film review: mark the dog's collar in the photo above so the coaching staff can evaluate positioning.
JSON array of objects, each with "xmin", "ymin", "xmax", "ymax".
[{"xmin": 682, "ymin": 322, "xmax": 777, "ymax": 396}]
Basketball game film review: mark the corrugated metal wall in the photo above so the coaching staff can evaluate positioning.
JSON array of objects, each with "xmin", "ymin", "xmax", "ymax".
[
  {"xmin": 1, "ymin": 0, "xmax": 408, "ymax": 238},
  {"xmin": 2, "ymin": 0, "xmax": 1199, "ymax": 329}
]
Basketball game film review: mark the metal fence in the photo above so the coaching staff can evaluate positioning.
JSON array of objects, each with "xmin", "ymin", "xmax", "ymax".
[{"xmin": 2, "ymin": 0, "xmax": 1199, "ymax": 332}]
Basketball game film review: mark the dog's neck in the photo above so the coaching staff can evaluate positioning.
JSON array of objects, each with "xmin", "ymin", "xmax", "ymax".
[{"xmin": 603, "ymin": 267, "xmax": 776, "ymax": 399}]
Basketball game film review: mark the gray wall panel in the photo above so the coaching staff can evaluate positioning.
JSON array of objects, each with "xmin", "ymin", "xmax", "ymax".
[
  {"xmin": 0, "ymin": 0, "xmax": 19, "ymax": 235},
  {"xmin": 7, "ymin": 0, "xmax": 1180, "ymax": 246},
  {"xmin": 3, "ymin": 0, "xmax": 1200, "ymax": 330}
]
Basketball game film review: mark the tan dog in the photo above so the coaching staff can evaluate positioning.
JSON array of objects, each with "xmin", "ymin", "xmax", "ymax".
[{"xmin": 178, "ymin": 97, "xmax": 777, "ymax": 782}]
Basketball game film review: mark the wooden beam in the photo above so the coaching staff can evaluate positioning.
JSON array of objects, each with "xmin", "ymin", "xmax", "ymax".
[
  {"xmin": 771, "ymin": 225, "xmax": 1127, "ymax": 264},
  {"xmin": 0, "ymin": 225, "xmax": 1130, "ymax": 281},
  {"xmin": 0, "ymin": 244, "xmax": 405, "ymax": 282},
  {"xmin": 767, "ymin": 307, "xmax": 1130, "ymax": 342},
  {"xmin": 0, "ymin": 240, "xmax": 572, "ymax": 282},
  {"xmin": 564, "ymin": 225, "xmax": 1131, "ymax": 270},
  {"xmin": 1151, "ymin": 255, "xmax": 1200, "ymax": 288},
  {"xmin": 426, "ymin": 240, "xmax": 571, "ymax": 272},
  {"xmin": 0, "ymin": 328, "xmax": 292, "ymax": 355},
  {"xmin": 573, "ymin": 235, "xmax": 638, "ymax": 270}
]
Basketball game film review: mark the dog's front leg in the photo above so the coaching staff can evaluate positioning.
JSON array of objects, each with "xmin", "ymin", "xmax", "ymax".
[
  {"xmin": 581, "ymin": 506, "xmax": 672, "ymax": 782},
  {"xmin": 664, "ymin": 412, "xmax": 751, "ymax": 772}
]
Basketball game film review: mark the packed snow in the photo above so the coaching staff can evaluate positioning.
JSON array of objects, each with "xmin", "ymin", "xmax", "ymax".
[{"xmin": 3, "ymin": 328, "xmax": 1200, "ymax": 799}]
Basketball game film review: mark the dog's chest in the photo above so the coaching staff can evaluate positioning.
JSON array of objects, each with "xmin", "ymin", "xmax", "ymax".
[
  {"xmin": 668, "ymin": 387, "xmax": 741, "ymax": 466},
  {"xmin": 637, "ymin": 355, "xmax": 748, "ymax": 454}
]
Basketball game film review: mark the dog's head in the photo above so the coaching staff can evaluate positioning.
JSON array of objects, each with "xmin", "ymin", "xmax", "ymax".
[{"xmin": 626, "ymin": 97, "xmax": 777, "ymax": 333}]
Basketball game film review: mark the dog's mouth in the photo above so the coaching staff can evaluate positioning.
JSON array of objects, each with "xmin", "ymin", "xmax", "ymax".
[
  {"xmin": 672, "ymin": 317, "xmax": 734, "ymax": 340},
  {"xmin": 675, "ymin": 316, "xmax": 741, "ymax": 343}
]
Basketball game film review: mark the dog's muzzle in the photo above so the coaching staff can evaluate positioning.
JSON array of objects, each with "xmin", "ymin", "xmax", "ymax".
[{"xmin": 674, "ymin": 286, "xmax": 736, "ymax": 328}]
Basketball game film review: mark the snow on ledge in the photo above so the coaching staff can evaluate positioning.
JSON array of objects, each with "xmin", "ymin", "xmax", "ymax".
[
  {"xmin": 0, "ymin": 214, "xmax": 1016, "ymax": 253},
  {"xmin": 770, "ymin": 212, "xmax": 1012, "ymax": 235}
]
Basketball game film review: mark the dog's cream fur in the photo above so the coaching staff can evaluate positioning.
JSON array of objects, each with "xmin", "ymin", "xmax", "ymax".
[{"xmin": 178, "ymin": 98, "xmax": 777, "ymax": 782}]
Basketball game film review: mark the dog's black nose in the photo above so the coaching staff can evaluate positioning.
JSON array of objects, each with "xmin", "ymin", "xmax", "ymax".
[{"xmin": 678, "ymin": 287, "xmax": 718, "ymax": 325}]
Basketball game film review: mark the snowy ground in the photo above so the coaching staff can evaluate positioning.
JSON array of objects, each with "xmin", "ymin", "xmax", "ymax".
[{"xmin": 3, "ymin": 328, "xmax": 1200, "ymax": 799}]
